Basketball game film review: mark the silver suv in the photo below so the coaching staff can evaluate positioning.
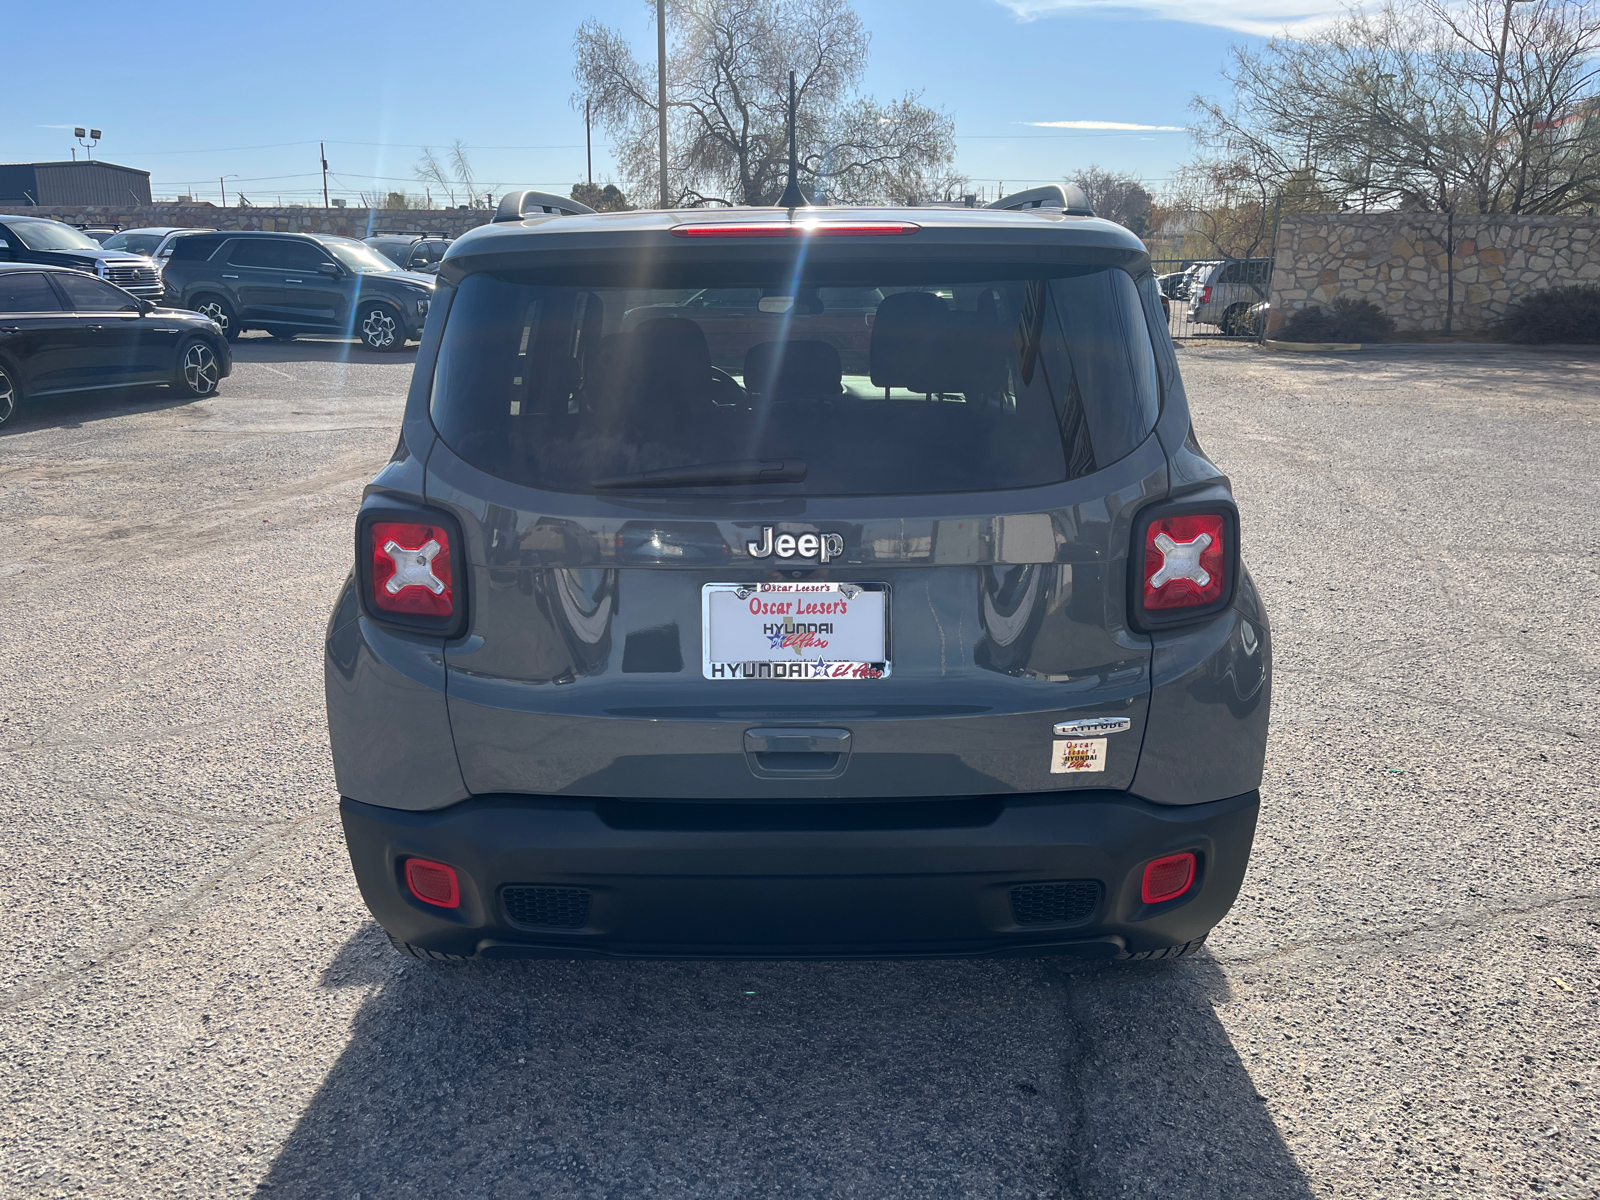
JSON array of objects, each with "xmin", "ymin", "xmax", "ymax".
[{"xmin": 324, "ymin": 187, "xmax": 1273, "ymax": 962}]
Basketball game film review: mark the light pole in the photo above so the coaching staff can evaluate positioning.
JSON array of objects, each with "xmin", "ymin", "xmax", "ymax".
[
  {"xmin": 585, "ymin": 97, "xmax": 593, "ymax": 185},
  {"xmin": 74, "ymin": 127, "xmax": 102, "ymax": 160},
  {"xmin": 220, "ymin": 175, "xmax": 238, "ymax": 206},
  {"xmin": 657, "ymin": 0, "xmax": 669, "ymax": 209}
]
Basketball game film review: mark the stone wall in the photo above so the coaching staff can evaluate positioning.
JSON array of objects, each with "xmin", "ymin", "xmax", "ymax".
[
  {"xmin": 16, "ymin": 204, "xmax": 495, "ymax": 241},
  {"xmin": 1269, "ymin": 212, "xmax": 1600, "ymax": 335}
]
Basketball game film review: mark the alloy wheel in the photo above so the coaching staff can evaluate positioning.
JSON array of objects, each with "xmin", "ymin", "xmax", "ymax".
[
  {"xmin": 195, "ymin": 298, "xmax": 230, "ymax": 334},
  {"xmin": 360, "ymin": 306, "xmax": 399, "ymax": 350},
  {"xmin": 182, "ymin": 343, "xmax": 220, "ymax": 396},
  {"xmin": 0, "ymin": 367, "xmax": 15, "ymax": 428}
]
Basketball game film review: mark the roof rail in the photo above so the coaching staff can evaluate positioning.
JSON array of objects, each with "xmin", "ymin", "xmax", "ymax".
[
  {"xmin": 986, "ymin": 184, "xmax": 1094, "ymax": 218},
  {"xmin": 492, "ymin": 190, "xmax": 597, "ymax": 223}
]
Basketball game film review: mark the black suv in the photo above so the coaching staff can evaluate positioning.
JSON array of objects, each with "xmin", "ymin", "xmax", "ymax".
[
  {"xmin": 366, "ymin": 233, "xmax": 452, "ymax": 274},
  {"xmin": 326, "ymin": 187, "xmax": 1272, "ymax": 962},
  {"xmin": 0, "ymin": 215, "xmax": 164, "ymax": 302},
  {"xmin": 160, "ymin": 231, "xmax": 435, "ymax": 350}
]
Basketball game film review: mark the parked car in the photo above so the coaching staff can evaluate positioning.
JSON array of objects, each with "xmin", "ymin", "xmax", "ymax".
[
  {"xmin": 160, "ymin": 231, "xmax": 435, "ymax": 349},
  {"xmin": 102, "ymin": 226, "xmax": 187, "ymax": 256},
  {"xmin": 1189, "ymin": 258, "xmax": 1273, "ymax": 334},
  {"xmin": 0, "ymin": 262, "xmax": 231, "ymax": 428},
  {"xmin": 0, "ymin": 215, "xmax": 164, "ymax": 302},
  {"xmin": 325, "ymin": 188, "xmax": 1272, "ymax": 962},
  {"xmin": 77, "ymin": 225, "xmax": 123, "ymax": 246},
  {"xmin": 366, "ymin": 233, "xmax": 453, "ymax": 275}
]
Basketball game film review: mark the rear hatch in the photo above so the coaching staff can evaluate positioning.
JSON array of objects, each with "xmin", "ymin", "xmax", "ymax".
[{"xmin": 424, "ymin": 212, "xmax": 1168, "ymax": 799}]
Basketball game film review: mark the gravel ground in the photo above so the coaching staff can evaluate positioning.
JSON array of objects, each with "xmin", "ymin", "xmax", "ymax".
[{"xmin": 0, "ymin": 335, "xmax": 1595, "ymax": 1198}]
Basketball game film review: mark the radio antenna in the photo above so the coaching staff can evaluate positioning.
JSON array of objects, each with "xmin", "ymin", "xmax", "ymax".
[{"xmin": 777, "ymin": 71, "xmax": 808, "ymax": 209}]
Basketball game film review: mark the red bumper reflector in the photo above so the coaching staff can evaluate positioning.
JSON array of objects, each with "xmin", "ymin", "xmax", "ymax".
[
  {"xmin": 1143, "ymin": 513, "xmax": 1226, "ymax": 610},
  {"xmin": 1141, "ymin": 853, "xmax": 1197, "ymax": 904},
  {"xmin": 404, "ymin": 858, "xmax": 461, "ymax": 908},
  {"xmin": 670, "ymin": 221, "xmax": 920, "ymax": 238},
  {"xmin": 371, "ymin": 521, "xmax": 454, "ymax": 617}
]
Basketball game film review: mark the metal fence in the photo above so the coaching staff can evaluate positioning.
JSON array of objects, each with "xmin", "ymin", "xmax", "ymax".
[{"xmin": 1151, "ymin": 257, "xmax": 1275, "ymax": 340}]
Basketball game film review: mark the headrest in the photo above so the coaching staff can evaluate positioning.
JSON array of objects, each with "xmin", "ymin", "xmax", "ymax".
[
  {"xmin": 743, "ymin": 340, "xmax": 843, "ymax": 401},
  {"xmin": 627, "ymin": 317, "xmax": 712, "ymax": 400},
  {"xmin": 869, "ymin": 291, "xmax": 950, "ymax": 392}
]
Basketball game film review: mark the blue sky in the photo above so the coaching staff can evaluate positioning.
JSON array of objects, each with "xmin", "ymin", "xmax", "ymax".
[{"xmin": 4, "ymin": 0, "xmax": 1329, "ymax": 206}]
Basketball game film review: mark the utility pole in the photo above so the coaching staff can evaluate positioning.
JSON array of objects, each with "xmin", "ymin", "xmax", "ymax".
[
  {"xmin": 220, "ymin": 176, "xmax": 226, "ymax": 207},
  {"xmin": 586, "ymin": 98, "xmax": 593, "ymax": 184},
  {"xmin": 657, "ymin": 0, "xmax": 669, "ymax": 209},
  {"xmin": 320, "ymin": 142, "xmax": 330, "ymax": 208}
]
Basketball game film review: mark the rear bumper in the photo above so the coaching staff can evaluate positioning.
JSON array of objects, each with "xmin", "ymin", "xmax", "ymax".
[{"xmin": 341, "ymin": 788, "xmax": 1259, "ymax": 960}]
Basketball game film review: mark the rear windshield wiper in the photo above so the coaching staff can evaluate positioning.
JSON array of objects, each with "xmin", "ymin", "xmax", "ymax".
[{"xmin": 592, "ymin": 459, "xmax": 807, "ymax": 489}]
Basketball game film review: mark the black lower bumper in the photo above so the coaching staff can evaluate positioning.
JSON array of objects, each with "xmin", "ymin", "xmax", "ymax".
[{"xmin": 340, "ymin": 790, "xmax": 1259, "ymax": 960}]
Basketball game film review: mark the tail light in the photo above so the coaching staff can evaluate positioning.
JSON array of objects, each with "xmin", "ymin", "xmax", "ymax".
[
  {"xmin": 370, "ymin": 521, "xmax": 453, "ymax": 617},
  {"xmin": 356, "ymin": 505, "xmax": 466, "ymax": 636},
  {"xmin": 670, "ymin": 221, "xmax": 920, "ymax": 238},
  {"xmin": 1131, "ymin": 505, "xmax": 1237, "ymax": 629},
  {"xmin": 1199, "ymin": 285, "xmax": 1212, "ymax": 303},
  {"xmin": 1141, "ymin": 852, "xmax": 1196, "ymax": 904},
  {"xmin": 404, "ymin": 858, "xmax": 460, "ymax": 908}
]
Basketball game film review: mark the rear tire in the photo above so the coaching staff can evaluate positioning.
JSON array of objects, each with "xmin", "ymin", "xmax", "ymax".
[
  {"xmin": 386, "ymin": 931, "xmax": 468, "ymax": 961},
  {"xmin": 191, "ymin": 294, "xmax": 241, "ymax": 343},
  {"xmin": 357, "ymin": 303, "xmax": 405, "ymax": 352},
  {"xmin": 0, "ymin": 362, "xmax": 19, "ymax": 428},
  {"xmin": 174, "ymin": 337, "xmax": 221, "ymax": 398},
  {"xmin": 1221, "ymin": 304, "xmax": 1251, "ymax": 336},
  {"xmin": 1121, "ymin": 933, "xmax": 1208, "ymax": 961}
]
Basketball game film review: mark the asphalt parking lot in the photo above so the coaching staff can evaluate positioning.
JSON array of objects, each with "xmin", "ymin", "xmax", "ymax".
[{"xmin": 1, "ymin": 335, "xmax": 1596, "ymax": 1198}]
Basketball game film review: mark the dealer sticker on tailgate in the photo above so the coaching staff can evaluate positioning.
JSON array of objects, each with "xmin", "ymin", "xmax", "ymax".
[{"xmin": 702, "ymin": 582, "xmax": 890, "ymax": 680}]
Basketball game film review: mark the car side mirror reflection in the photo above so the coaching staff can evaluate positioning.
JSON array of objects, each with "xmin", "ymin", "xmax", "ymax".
[{"xmin": 318, "ymin": 261, "xmax": 342, "ymax": 276}]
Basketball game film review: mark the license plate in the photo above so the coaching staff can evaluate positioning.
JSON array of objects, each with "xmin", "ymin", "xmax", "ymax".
[{"xmin": 702, "ymin": 582, "xmax": 890, "ymax": 680}]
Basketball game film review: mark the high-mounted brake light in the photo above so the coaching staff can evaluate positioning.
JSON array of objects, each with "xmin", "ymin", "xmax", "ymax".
[
  {"xmin": 1141, "ymin": 852, "xmax": 1196, "ymax": 904},
  {"xmin": 670, "ymin": 221, "xmax": 920, "ymax": 238},
  {"xmin": 1143, "ymin": 514, "xmax": 1226, "ymax": 611},
  {"xmin": 1199, "ymin": 285, "xmax": 1212, "ymax": 304},
  {"xmin": 404, "ymin": 858, "xmax": 460, "ymax": 908},
  {"xmin": 370, "ymin": 521, "xmax": 454, "ymax": 617}
]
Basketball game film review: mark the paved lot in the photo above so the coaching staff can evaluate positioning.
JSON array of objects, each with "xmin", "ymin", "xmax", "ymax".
[{"xmin": 1, "ymin": 336, "xmax": 1596, "ymax": 1198}]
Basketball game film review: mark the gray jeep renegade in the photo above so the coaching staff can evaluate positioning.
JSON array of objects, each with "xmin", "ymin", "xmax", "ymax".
[{"xmin": 324, "ymin": 186, "xmax": 1272, "ymax": 961}]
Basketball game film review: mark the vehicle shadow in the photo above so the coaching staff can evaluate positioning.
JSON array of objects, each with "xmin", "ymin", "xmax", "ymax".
[
  {"xmin": 0, "ymin": 383, "xmax": 195, "ymax": 436},
  {"xmin": 229, "ymin": 331, "xmax": 418, "ymax": 366},
  {"xmin": 258, "ymin": 925, "xmax": 1313, "ymax": 1199}
]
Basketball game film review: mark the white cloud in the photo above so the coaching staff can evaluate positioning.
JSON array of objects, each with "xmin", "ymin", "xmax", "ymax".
[
  {"xmin": 1027, "ymin": 120, "xmax": 1186, "ymax": 131},
  {"xmin": 996, "ymin": 0, "xmax": 1341, "ymax": 37}
]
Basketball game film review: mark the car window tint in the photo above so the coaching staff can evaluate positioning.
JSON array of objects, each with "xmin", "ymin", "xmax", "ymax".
[
  {"xmin": 281, "ymin": 241, "xmax": 330, "ymax": 271},
  {"xmin": 430, "ymin": 265, "xmax": 1158, "ymax": 496},
  {"xmin": 0, "ymin": 272, "xmax": 64, "ymax": 313},
  {"xmin": 1048, "ymin": 271, "xmax": 1160, "ymax": 464},
  {"xmin": 55, "ymin": 273, "xmax": 139, "ymax": 312},
  {"xmin": 168, "ymin": 236, "xmax": 224, "ymax": 262},
  {"xmin": 228, "ymin": 240, "xmax": 287, "ymax": 269}
]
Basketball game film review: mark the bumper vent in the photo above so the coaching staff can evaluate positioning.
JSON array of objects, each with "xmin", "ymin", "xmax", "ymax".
[
  {"xmin": 1010, "ymin": 881, "xmax": 1103, "ymax": 926},
  {"xmin": 502, "ymin": 886, "xmax": 591, "ymax": 929}
]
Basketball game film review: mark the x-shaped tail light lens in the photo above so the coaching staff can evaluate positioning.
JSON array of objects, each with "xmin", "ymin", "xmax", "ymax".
[
  {"xmin": 1143, "ymin": 514, "xmax": 1226, "ymax": 611},
  {"xmin": 370, "ymin": 521, "xmax": 454, "ymax": 617}
]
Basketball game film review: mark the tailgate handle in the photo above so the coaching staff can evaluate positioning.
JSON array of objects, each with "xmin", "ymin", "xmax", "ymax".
[
  {"xmin": 743, "ymin": 727, "xmax": 852, "ymax": 778},
  {"xmin": 744, "ymin": 727, "xmax": 851, "ymax": 755}
]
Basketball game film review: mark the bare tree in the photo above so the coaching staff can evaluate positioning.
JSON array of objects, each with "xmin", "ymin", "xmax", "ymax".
[
  {"xmin": 1069, "ymin": 166, "xmax": 1153, "ymax": 235},
  {"xmin": 573, "ymin": 0, "xmax": 959, "ymax": 207},
  {"xmin": 1189, "ymin": 0, "xmax": 1600, "ymax": 216},
  {"xmin": 415, "ymin": 140, "xmax": 487, "ymax": 209}
]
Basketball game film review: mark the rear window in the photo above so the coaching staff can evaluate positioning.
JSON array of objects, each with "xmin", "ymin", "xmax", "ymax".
[{"xmin": 430, "ymin": 264, "xmax": 1159, "ymax": 496}]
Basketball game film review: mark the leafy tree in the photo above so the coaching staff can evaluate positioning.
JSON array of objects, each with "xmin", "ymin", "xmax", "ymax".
[
  {"xmin": 572, "ymin": 182, "xmax": 635, "ymax": 211},
  {"xmin": 573, "ymin": 0, "xmax": 960, "ymax": 207}
]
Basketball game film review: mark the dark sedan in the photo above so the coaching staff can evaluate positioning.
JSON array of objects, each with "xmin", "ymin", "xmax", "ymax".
[{"xmin": 0, "ymin": 263, "xmax": 231, "ymax": 429}]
